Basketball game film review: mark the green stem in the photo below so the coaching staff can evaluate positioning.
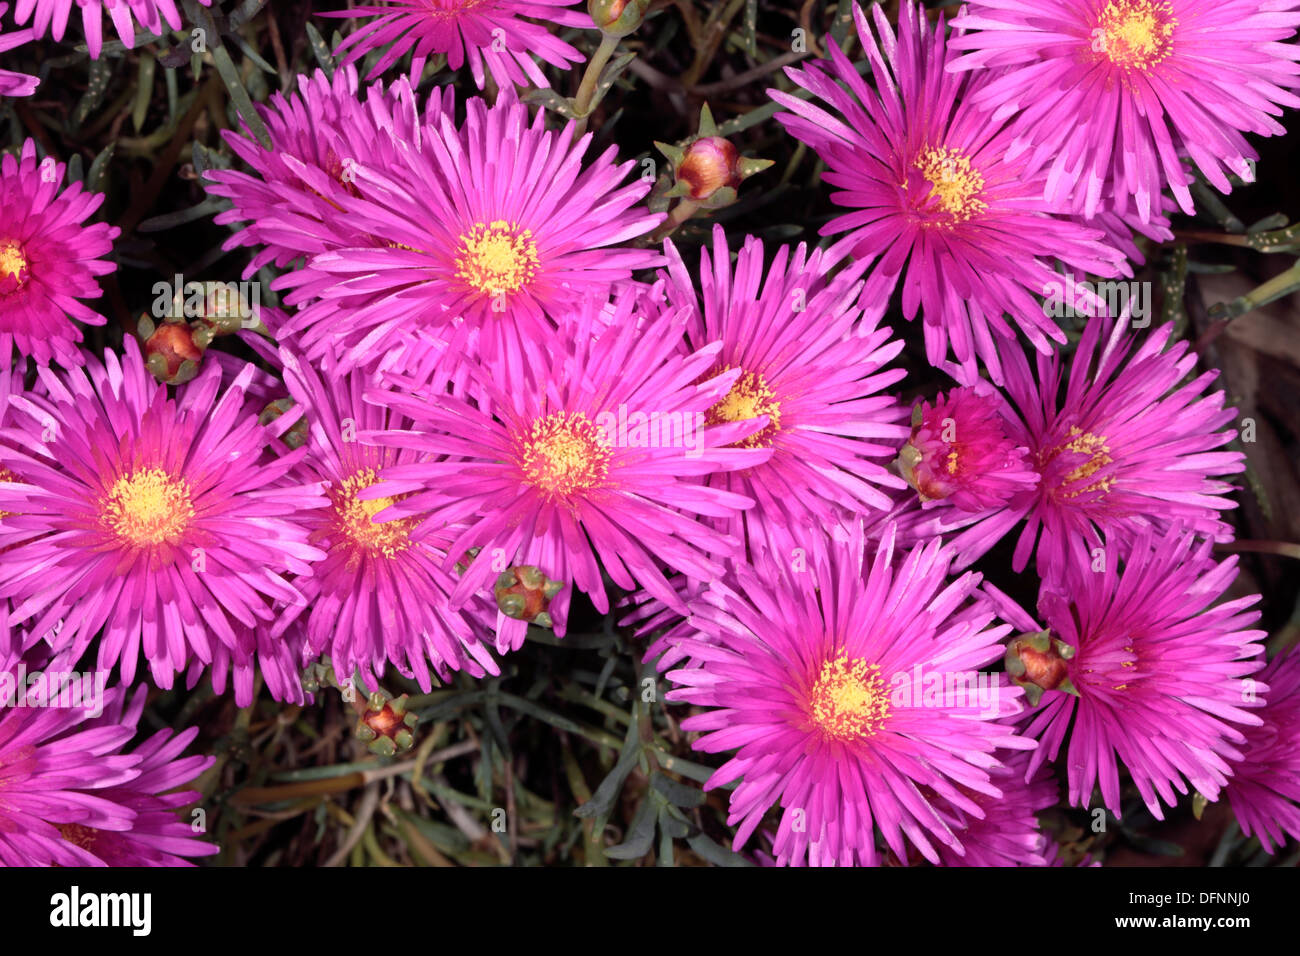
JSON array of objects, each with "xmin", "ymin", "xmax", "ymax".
[
  {"xmin": 572, "ymin": 32, "xmax": 621, "ymax": 139},
  {"xmin": 650, "ymin": 198, "xmax": 701, "ymax": 242}
]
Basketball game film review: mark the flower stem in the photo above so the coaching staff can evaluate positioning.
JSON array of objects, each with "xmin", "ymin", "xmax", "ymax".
[
  {"xmin": 650, "ymin": 198, "xmax": 701, "ymax": 243},
  {"xmin": 572, "ymin": 32, "xmax": 621, "ymax": 139}
]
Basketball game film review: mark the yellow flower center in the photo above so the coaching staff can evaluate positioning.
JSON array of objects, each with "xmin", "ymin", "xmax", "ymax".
[
  {"xmin": 103, "ymin": 468, "xmax": 194, "ymax": 547},
  {"xmin": 0, "ymin": 241, "xmax": 27, "ymax": 284},
  {"xmin": 807, "ymin": 655, "xmax": 890, "ymax": 741},
  {"xmin": 914, "ymin": 147, "xmax": 986, "ymax": 225},
  {"xmin": 518, "ymin": 411, "xmax": 612, "ymax": 499},
  {"xmin": 454, "ymin": 220, "xmax": 540, "ymax": 298},
  {"xmin": 1097, "ymin": 0, "xmax": 1177, "ymax": 70},
  {"xmin": 706, "ymin": 369, "xmax": 781, "ymax": 448},
  {"xmin": 333, "ymin": 468, "xmax": 414, "ymax": 558},
  {"xmin": 1059, "ymin": 425, "xmax": 1115, "ymax": 497}
]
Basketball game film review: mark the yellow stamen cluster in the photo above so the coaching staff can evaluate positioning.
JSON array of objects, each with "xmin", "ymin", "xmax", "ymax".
[
  {"xmin": 454, "ymin": 220, "xmax": 540, "ymax": 299},
  {"xmin": 807, "ymin": 655, "xmax": 890, "ymax": 741},
  {"xmin": 1097, "ymin": 0, "xmax": 1177, "ymax": 71},
  {"xmin": 102, "ymin": 468, "xmax": 194, "ymax": 547},
  {"xmin": 1061, "ymin": 425, "xmax": 1115, "ymax": 497},
  {"xmin": 706, "ymin": 368, "xmax": 782, "ymax": 448},
  {"xmin": 518, "ymin": 411, "xmax": 613, "ymax": 499},
  {"xmin": 333, "ymin": 468, "xmax": 414, "ymax": 558},
  {"xmin": 0, "ymin": 241, "xmax": 27, "ymax": 284},
  {"xmin": 914, "ymin": 147, "xmax": 987, "ymax": 225}
]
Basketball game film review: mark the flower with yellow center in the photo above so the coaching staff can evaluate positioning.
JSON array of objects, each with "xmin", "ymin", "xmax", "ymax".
[
  {"xmin": 706, "ymin": 368, "xmax": 782, "ymax": 448},
  {"xmin": 102, "ymin": 467, "xmax": 194, "ymax": 548},
  {"xmin": 913, "ymin": 146, "xmax": 987, "ymax": 225},
  {"xmin": 807, "ymin": 655, "xmax": 891, "ymax": 741},
  {"xmin": 0, "ymin": 241, "xmax": 27, "ymax": 285},
  {"xmin": 518, "ymin": 411, "xmax": 612, "ymax": 500},
  {"xmin": 1096, "ymin": 0, "xmax": 1177, "ymax": 71},
  {"xmin": 333, "ymin": 468, "xmax": 415, "ymax": 559},
  {"xmin": 454, "ymin": 220, "xmax": 540, "ymax": 299}
]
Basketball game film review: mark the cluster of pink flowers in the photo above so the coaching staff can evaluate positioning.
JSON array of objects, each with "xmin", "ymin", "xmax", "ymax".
[{"xmin": 1, "ymin": 0, "xmax": 1299, "ymax": 867}]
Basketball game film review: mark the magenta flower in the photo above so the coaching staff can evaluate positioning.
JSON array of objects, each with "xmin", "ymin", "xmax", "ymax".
[
  {"xmin": 11, "ymin": 0, "xmax": 210, "ymax": 59},
  {"xmin": 279, "ymin": 350, "xmax": 499, "ymax": 690},
  {"xmin": 0, "ymin": 666, "xmax": 215, "ymax": 866},
  {"xmin": 942, "ymin": 318, "xmax": 1245, "ymax": 577},
  {"xmin": 365, "ymin": 294, "xmax": 769, "ymax": 652},
  {"xmin": 769, "ymin": 0, "xmax": 1127, "ymax": 382},
  {"xmin": 0, "ymin": 139, "xmax": 119, "ymax": 367},
  {"xmin": 948, "ymin": 0, "xmax": 1300, "ymax": 220},
  {"xmin": 661, "ymin": 528, "xmax": 1030, "ymax": 866},
  {"xmin": 1224, "ymin": 648, "xmax": 1300, "ymax": 853},
  {"xmin": 932, "ymin": 751, "xmax": 1059, "ymax": 867},
  {"xmin": 277, "ymin": 90, "xmax": 662, "ymax": 373},
  {"xmin": 206, "ymin": 67, "xmax": 438, "ymax": 282},
  {"xmin": 320, "ymin": 0, "xmax": 587, "ymax": 90},
  {"xmin": 1022, "ymin": 528, "xmax": 1266, "ymax": 818},
  {"xmin": 663, "ymin": 225, "xmax": 909, "ymax": 559},
  {"xmin": 0, "ymin": 5, "xmax": 37, "ymax": 97},
  {"xmin": 897, "ymin": 384, "xmax": 1037, "ymax": 514},
  {"xmin": 0, "ymin": 338, "xmax": 327, "ymax": 703}
]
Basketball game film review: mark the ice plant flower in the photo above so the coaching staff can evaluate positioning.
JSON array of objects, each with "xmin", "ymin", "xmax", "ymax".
[
  {"xmin": 279, "ymin": 350, "xmax": 500, "ymax": 690},
  {"xmin": 770, "ymin": 0, "xmax": 1126, "ymax": 382},
  {"xmin": 320, "ymin": 0, "xmax": 586, "ymax": 90},
  {"xmin": 11, "ymin": 0, "xmax": 211, "ymax": 59},
  {"xmin": 0, "ymin": 6, "xmax": 38, "ymax": 97},
  {"xmin": 662, "ymin": 528, "xmax": 1031, "ymax": 866},
  {"xmin": 931, "ymin": 751, "xmax": 1059, "ymax": 867},
  {"xmin": 205, "ymin": 67, "xmax": 436, "ymax": 282},
  {"xmin": 663, "ymin": 226, "xmax": 909, "ymax": 559},
  {"xmin": 0, "ymin": 139, "xmax": 119, "ymax": 367},
  {"xmin": 277, "ymin": 89, "xmax": 662, "ymax": 375},
  {"xmin": 898, "ymin": 384, "xmax": 1037, "ymax": 513},
  {"xmin": 365, "ymin": 294, "xmax": 770, "ymax": 652},
  {"xmin": 0, "ymin": 667, "xmax": 216, "ymax": 866},
  {"xmin": 1022, "ymin": 528, "xmax": 1266, "ymax": 818},
  {"xmin": 948, "ymin": 0, "xmax": 1300, "ymax": 220},
  {"xmin": 942, "ymin": 317, "xmax": 1245, "ymax": 576},
  {"xmin": 0, "ymin": 338, "xmax": 327, "ymax": 700},
  {"xmin": 1223, "ymin": 648, "xmax": 1300, "ymax": 853}
]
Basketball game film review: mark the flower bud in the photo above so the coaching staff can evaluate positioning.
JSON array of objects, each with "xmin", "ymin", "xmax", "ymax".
[
  {"xmin": 355, "ymin": 691, "xmax": 419, "ymax": 757},
  {"xmin": 494, "ymin": 564, "xmax": 564, "ymax": 626},
  {"xmin": 139, "ymin": 315, "xmax": 204, "ymax": 385},
  {"xmin": 1005, "ymin": 631, "xmax": 1078, "ymax": 706},
  {"xmin": 656, "ymin": 105, "xmax": 774, "ymax": 209},
  {"xmin": 589, "ymin": 0, "xmax": 651, "ymax": 37}
]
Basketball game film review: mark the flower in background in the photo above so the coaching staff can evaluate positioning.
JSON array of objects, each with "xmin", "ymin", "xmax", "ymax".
[
  {"xmin": 948, "ymin": 0, "xmax": 1300, "ymax": 220},
  {"xmin": 320, "ymin": 0, "xmax": 587, "ymax": 90},
  {"xmin": 770, "ymin": 0, "xmax": 1126, "ymax": 382},
  {"xmin": 205, "ymin": 67, "xmax": 438, "ymax": 283},
  {"xmin": 11, "ymin": 0, "xmax": 211, "ymax": 59},
  {"xmin": 0, "ymin": 139, "xmax": 119, "ymax": 367},
  {"xmin": 897, "ymin": 384, "xmax": 1037, "ymax": 514},
  {"xmin": 1021, "ymin": 528, "xmax": 1265, "ymax": 819},
  {"xmin": 279, "ymin": 350, "xmax": 499, "ymax": 690},
  {"xmin": 930, "ymin": 750, "xmax": 1059, "ymax": 867},
  {"xmin": 661, "ymin": 527, "xmax": 1030, "ymax": 866},
  {"xmin": 0, "ymin": 5, "xmax": 38, "ymax": 97},
  {"xmin": 0, "ymin": 338, "xmax": 327, "ymax": 700},
  {"xmin": 0, "ymin": 665, "xmax": 216, "ymax": 866},
  {"xmin": 365, "ymin": 294, "xmax": 769, "ymax": 652},
  {"xmin": 1224, "ymin": 647, "xmax": 1300, "ymax": 853},
  {"xmin": 277, "ymin": 90, "xmax": 662, "ymax": 375},
  {"xmin": 663, "ymin": 225, "xmax": 909, "ymax": 560}
]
